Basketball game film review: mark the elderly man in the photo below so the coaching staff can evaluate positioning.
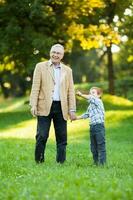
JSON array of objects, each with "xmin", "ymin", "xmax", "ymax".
[{"xmin": 30, "ymin": 44, "xmax": 76, "ymax": 164}]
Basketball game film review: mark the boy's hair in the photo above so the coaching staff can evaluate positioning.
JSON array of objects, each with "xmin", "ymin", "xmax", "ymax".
[{"xmin": 90, "ymin": 87, "xmax": 103, "ymax": 97}]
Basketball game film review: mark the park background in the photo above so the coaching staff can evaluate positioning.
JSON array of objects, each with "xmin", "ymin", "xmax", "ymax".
[{"xmin": 0, "ymin": 0, "xmax": 133, "ymax": 199}]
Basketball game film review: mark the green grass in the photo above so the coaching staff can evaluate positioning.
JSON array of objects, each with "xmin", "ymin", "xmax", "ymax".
[{"xmin": 0, "ymin": 95, "xmax": 133, "ymax": 200}]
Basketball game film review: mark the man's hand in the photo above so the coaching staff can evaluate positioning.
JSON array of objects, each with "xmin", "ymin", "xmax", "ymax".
[
  {"xmin": 69, "ymin": 112, "xmax": 76, "ymax": 121},
  {"xmin": 71, "ymin": 116, "xmax": 77, "ymax": 121},
  {"xmin": 76, "ymin": 90, "xmax": 82, "ymax": 96},
  {"xmin": 31, "ymin": 106, "xmax": 37, "ymax": 117}
]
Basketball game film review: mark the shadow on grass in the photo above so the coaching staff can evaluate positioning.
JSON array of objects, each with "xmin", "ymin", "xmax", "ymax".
[{"xmin": 0, "ymin": 111, "xmax": 32, "ymax": 130}]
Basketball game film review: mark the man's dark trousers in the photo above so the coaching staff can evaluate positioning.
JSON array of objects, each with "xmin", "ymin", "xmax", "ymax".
[
  {"xmin": 35, "ymin": 101, "xmax": 67, "ymax": 163},
  {"xmin": 90, "ymin": 123, "xmax": 106, "ymax": 165}
]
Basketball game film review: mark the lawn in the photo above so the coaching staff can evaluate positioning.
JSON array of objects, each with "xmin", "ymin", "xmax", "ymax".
[{"xmin": 0, "ymin": 95, "xmax": 133, "ymax": 200}]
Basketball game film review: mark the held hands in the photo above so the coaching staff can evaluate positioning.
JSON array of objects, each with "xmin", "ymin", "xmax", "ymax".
[
  {"xmin": 70, "ymin": 114, "xmax": 82, "ymax": 122},
  {"xmin": 69, "ymin": 112, "xmax": 81, "ymax": 122},
  {"xmin": 69, "ymin": 112, "xmax": 77, "ymax": 122},
  {"xmin": 31, "ymin": 106, "xmax": 37, "ymax": 117}
]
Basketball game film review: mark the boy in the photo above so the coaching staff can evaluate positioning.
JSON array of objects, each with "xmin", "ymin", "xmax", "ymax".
[{"xmin": 75, "ymin": 87, "xmax": 106, "ymax": 166}]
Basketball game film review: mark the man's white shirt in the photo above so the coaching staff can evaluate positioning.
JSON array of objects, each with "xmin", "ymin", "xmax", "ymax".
[{"xmin": 49, "ymin": 60, "xmax": 61, "ymax": 101}]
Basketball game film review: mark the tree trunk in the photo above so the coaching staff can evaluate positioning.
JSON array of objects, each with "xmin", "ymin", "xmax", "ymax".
[
  {"xmin": 0, "ymin": 77, "xmax": 9, "ymax": 98},
  {"xmin": 107, "ymin": 46, "xmax": 115, "ymax": 95}
]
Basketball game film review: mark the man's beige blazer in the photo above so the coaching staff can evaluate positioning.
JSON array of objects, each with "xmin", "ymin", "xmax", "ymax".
[{"xmin": 30, "ymin": 61, "xmax": 76, "ymax": 120}]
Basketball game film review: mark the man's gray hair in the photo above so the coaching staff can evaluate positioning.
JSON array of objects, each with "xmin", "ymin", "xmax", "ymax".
[{"xmin": 50, "ymin": 44, "xmax": 64, "ymax": 52}]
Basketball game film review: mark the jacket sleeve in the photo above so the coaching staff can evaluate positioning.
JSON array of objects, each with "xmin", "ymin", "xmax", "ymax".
[
  {"xmin": 68, "ymin": 69, "xmax": 76, "ymax": 112},
  {"xmin": 29, "ymin": 64, "xmax": 41, "ymax": 107}
]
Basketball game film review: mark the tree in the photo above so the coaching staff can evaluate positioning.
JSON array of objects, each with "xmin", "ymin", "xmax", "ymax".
[
  {"xmin": 0, "ymin": 0, "xmax": 68, "ymax": 97},
  {"xmin": 0, "ymin": 0, "xmax": 133, "ymax": 97},
  {"xmin": 118, "ymin": 2, "xmax": 133, "ymax": 76},
  {"xmin": 65, "ymin": 0, "xmax": 132, "ymax": 94}
]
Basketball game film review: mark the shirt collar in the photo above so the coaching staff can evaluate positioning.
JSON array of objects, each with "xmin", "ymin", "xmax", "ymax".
[{"xmin": 48, "ymin": 59, "xmax": 61, "ymax": 68}]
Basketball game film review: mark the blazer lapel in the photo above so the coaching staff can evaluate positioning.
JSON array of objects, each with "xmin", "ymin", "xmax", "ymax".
[
  {"xmin": 60, "ymin": 63, "xmax": 66, "ymax": 84},
  {"xmin": 46, "ymin": 61, "xmax": 66, "ymax": 84},
  {"xmin": 46, "ymin": 62, "xmax": 55, "ymax": 84}
]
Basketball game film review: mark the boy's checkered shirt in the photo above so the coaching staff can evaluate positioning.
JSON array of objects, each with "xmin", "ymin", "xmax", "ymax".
[{"xmin": 81, "ymin": 96, "xmax": 105, "ymax": 125}]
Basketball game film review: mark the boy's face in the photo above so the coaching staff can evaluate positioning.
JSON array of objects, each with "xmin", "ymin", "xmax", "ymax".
[{"xmin": 89, "ymin": 88, "xmax": 100, "ymax": 98}]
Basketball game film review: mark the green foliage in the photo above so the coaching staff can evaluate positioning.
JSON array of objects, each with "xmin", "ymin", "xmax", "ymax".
[
  {"xmin": 75, "ymin": 80, "xmax": 133, "ymax": 100},
  {"xmin": 0, "ymin": 0, "xmax": 68, "ymax": 97},
  {"xmin": 66, "ymin": 0, "xmax": 133, "ymax": 94},
  {"xmin": 65, "ymin": 49, "xmax": 102, "ymax": 83},
  {"xmin": 114, "ymin": 77, "xmax": 133, "ymax": 100},
  {"xmin": 0, "ymin": 0, "xmax": 133, "ymax": 97}
]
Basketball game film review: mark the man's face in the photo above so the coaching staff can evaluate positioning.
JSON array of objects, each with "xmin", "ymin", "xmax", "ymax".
[
  {"xmin": 50, "ymin": 46, "xmax": 64, "ymax": 64},
  {"xmin": 90, "ymin": 89, "xmax": 99, "ymax": 97}
]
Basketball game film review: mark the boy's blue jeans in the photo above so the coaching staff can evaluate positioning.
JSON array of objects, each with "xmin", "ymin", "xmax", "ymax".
[{"xmin": 90, "ymin": 123, "xmax": 106, "ymax": 165}]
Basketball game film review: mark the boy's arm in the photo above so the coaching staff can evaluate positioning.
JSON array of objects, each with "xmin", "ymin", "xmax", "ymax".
[
  {"xmin": 74, "ymin": 113, "xmax": 89, "ymax": 120},
  {"xmin": 76, "ymin": 116, "xmax": 83, "ymax": 120},
  {"xmin": 76, "ymin": 91, "xmax": 100, "ymax": 106},
  {"xmin": 77, "ymin": 107, "xmax": 89, "ymax": 120},
  {"xmin": 81, "ymin": 112, "xmax": 89, "ymax": 119},
  {"xmin": 77, "ymin": 91, "xmax": 101, "ymax": 106},
  {"xmin": 76, "ymin": 91, "xmax": 89, "ymax": 100}
]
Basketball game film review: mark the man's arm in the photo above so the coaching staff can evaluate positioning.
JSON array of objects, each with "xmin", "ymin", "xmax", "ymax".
[
  {"xmin": 68, "ymin": 69, "xmax": 76, "ymax": 120},
  {"xmin": 29, "ymin": 64, "xmax": 41, "ymax": 116}
]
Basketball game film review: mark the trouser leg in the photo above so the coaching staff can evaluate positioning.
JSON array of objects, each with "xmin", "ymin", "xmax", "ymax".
[
  {"xmin": 90, "ymin": 127, "xmax": 98, "ymax": 165},
  {"xmin": 95, "ymin": 124, "xmax": 106, "ymax": 165},
  {"xmin": 52, "ymin": 102, "xmax": 67, "ymax": 163},
  {"xmin": 35, "ymin": 115, "xmax": 51, "ymax": 163}
]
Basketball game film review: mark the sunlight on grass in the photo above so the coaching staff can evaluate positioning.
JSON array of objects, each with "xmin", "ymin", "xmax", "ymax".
[
  {"xmin": 0, "ymin": 96, "xmax": 29, "ymax": 112},
  {"xmin": 0, "ymin": 95, "xmax": 133, "ymax": 141},
  {"xmin": 0, "ymin": 119, "xmax": 36, "ymax": 139},
  {"xmin": 68, "ymin": 120, "xmax": 88, "ymax": 140},
  {"xmin": 1, "ymin": 101, "xmax": 26, "ymax": 112},
  {"xmin": 0, "ymin": 110, "xmax": 132, "ymax": 140},
  {"xmin": 0, "ymin": 118, "xmax": 88, "ymax": 140},
  {"xmin": 0, "ymin": 118, "xmax": 66, "ymax": 140},
  {"xmin": 106, "ymin": 110, "xmax": 133, "ymax": 127},
  {"xmin": 103, "ymin": 94, "xmax": 133, "ymax": 107}
]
